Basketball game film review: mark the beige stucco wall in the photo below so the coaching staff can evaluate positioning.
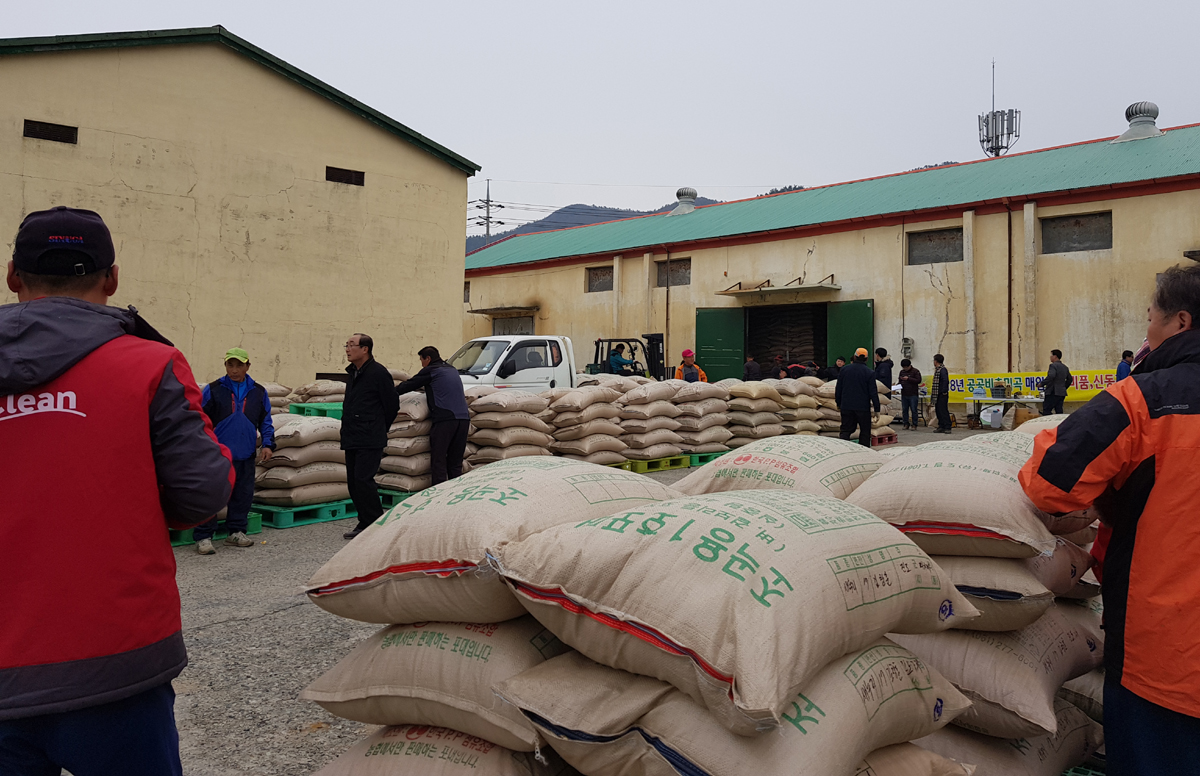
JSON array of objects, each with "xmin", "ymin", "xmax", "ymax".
[
  {"xmin": 1, "ymin": 43, "xmax": 469, "ymax": 388},
  {"xmin": 466, "ymin": 187, "xmax": 1200, "ymax": 376}
]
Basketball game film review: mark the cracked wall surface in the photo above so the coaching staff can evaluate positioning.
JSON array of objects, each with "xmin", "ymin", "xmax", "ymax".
[
  {"xmin": 1, "ymin": 43, "xmax": 469, "ymax": 388},
  {"xmin": 468, "ymin": 189, "xmax": 1200, "ymax": 377}
]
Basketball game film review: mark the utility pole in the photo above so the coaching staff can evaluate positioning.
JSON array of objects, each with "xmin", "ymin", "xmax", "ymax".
[{"xmin": 468, "ymin": 178, "xmax": 505, "ymax": 246}]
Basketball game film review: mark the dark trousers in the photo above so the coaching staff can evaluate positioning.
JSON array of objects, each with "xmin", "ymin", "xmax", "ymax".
[
  {"xmin": 1042, "ymin": 393, "xmax": 1065, "ymax": 415},
  {"xmin": 346, "ymin": 447, "xmax": 385, "ymax": 531},
  {"xmin": 193, "ymin": 457, "xmax": 255, "ymax": 540},
  {"xmin": 934, "ymin": 395, "xmax": 952, "ymax": 430},
  {"xmin": 839, "ymin": 409, "xmax": 873, "ymax": 448},
  {"xmin": 430, "ymin": 419, "xmax": 471, "ymax": 485},
  {"xmin": 1105, "ymin": 676, "xmax": 1200, "ymax": 776},
  {"xmin": 0, "ymin": 683, "xmax": 182, "ymax": 776},
  {"xmin": 901, "ymin": 395, "xmax": 920, "ymax": 427}
]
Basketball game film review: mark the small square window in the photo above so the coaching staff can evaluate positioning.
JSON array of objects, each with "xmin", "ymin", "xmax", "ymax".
[
  {"xmin": 326, "ymin": 166, "xmax": 365, "ymax": 186},
  {"xmin": 586, "ymin": 266, "xmax": 614, "ymax": 293},
  {"xmin": 907, "ymin": 228, "xmax": 964, "ymax": 265},
  {"xmin": 657, "ymin": 258, "xmax": 691, "ymax": 287},
  {"xmin": 1041, "ymin": 212, "xmax": 1112, "ymax": 253},
  {"xmin": 24, "ymin": 120, "xmax": 77, "ymax": 145}
]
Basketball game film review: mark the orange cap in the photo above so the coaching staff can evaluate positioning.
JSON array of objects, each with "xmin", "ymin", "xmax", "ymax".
[{"xmin": 855, "ymin": 347, "xmax": 869, "ymax": 358}]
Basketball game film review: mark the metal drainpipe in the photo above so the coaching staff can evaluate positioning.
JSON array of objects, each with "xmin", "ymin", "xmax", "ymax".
[
  {"xmin": 963, "ymin": 210, "xmax": 977, "ymax": 375},
  {"xmin": 662, "ymin": 247, "xmax": 671, "ymax": 372},
  {"xmin": 1004, "ymin": 199, "xmax": 1014, "ymax": 372}
]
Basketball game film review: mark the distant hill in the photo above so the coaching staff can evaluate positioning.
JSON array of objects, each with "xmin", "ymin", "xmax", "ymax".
[{"xmin": 466, "ymin": 197, "xmax": 723, "ymax": 254}]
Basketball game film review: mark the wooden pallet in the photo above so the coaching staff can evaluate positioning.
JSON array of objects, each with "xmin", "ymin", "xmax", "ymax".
[
  {"xmin": 289, "ymin": 402, "xmax": 343, "ymax": 419},
  {"xmin": 255, "ymin": 498, "xmax": 356, "ymax": 529},
  {"xmin": 625, "ymin": 455, "xmax": 691, "ymax": 474},
  {"xmin": 871, "ymin": 432, "xmax": 899, "ymax": 447},
  {"xmin": 170, "ymin": 512, "xmax": 263, "ymax": 547},
  {"xmin": 688, "ymin": 451, "xmax": 727, "ymax": 467}
]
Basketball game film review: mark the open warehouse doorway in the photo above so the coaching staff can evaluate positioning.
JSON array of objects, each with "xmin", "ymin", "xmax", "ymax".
[{"xmin": 695, "ymin": 300, "xmax": 873, "ymax": 381}]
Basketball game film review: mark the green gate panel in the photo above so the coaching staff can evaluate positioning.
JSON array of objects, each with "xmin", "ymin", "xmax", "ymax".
[
  {"xmin": 695, "ymin": 307, "xmax": 745, "ymax": 381},
  {"xmin": 826, "ymin": 300, "xmax": 874, "ymax": 368}
]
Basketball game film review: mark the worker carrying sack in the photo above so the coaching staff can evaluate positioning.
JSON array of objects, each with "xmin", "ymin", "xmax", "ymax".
[
  {"xmin": 495, "ymin": 643, "xmax": 970, "ymax": 776},
  {"xmin": 490, "ymin": 489, "xmax": 977, "ymax": 735},
  {"xmin": 301, "ymin": 616, "xmax": 569, "ymax": 752},
  {"xmin": 307, "ymin": 458, "xmax": 681, "ymax": 625}
]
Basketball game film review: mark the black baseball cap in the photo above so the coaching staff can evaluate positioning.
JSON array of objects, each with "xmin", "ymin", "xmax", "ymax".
[{"xmin": 13, "ymin": 206, "xmax": 115, "ymax": 276}]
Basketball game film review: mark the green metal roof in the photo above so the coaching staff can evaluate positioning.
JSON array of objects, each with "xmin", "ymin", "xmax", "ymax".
[
  {"xmin": 467, "ymin": 123, "xmax": 1200, "ymax": 270},
  {"xmin": 0, "ymin": 26, "xmax": 481, "ymax": 175}
]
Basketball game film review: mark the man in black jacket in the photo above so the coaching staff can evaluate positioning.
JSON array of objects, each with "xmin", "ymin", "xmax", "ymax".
[
  {"xmin": 341, "ymin": 333, "xmax": 400, "ymax": 539},
  {"xmin": 931, "ymin": 353, "xmax": 952, "ymax": 433},
  {"xmin": 835, "ymin": 348, "xmax": 880, "ymax": 447},
  {"xmin": 874, "ymin": 348, "xmax": 894, "ymax": 396},
  {"xmin": 394, "ymin": 346, "xmax": 470, "ymax": 488},
  {"xmin": 742, "ymin": 354, "xmax": 761, "ymax": 382}
]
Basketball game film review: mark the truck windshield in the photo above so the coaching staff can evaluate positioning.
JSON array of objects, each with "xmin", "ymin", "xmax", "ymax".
[{"xmin": 448, "ymin": 340, "xmax": 510, "ymax": 375}]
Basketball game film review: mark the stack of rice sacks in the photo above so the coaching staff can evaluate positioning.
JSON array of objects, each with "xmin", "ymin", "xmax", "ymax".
[
  {"xmin": 258, "ymin": 381, "xmax": 292, "ymax": 415},
  {"xmin": 546, "ymin": 384, "xmax": 629, "ymax": 466},
  {"xmin": 615, "ymin": 380, "xmax": 686, "ymax": 460},
  {"xmin": 292, "ymin": 378, "xmax": 347, "ymax": 406},
  {"xmin": 301, "ymin": 457, "xmax": 684, "ymax": 776},
  {"xmin": 671, "ymin": 379, "xmax": 733, "ymax": 455},
  {"xmin": 765, "ymin": 377, "xmax": 822, "ymax": 435},
  {"xmin": 844, "ymin": 432, "xmax": 1105, "ymax": 774},
  {"xmin": 255, "ymin": 413, "xmax": 348, "ymax": 506},
  {"xmin": 813, "ymin": 378, "xmax": 895, "ymax": 440},
  {"xmin": 725, "ymin": 380, "xmax": 785, "ymax": 448},
  {"xmin": 467, "ymin": 390, "xmax": 554, "ymax": 465}
]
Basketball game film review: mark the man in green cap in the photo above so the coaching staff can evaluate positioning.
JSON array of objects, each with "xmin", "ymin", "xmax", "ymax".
[{"xmin": 195, "ymin": 348, "xmax": 276, "ymax": 554}]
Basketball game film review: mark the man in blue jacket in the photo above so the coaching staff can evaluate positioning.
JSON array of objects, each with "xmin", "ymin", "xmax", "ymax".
[
  {"xmin": 196, "ymin": 347, "xmax": 276, "ymax": 554},
  {"xmin": 394, "ymin": 346, "xmax": 471, "ymax": 489}
]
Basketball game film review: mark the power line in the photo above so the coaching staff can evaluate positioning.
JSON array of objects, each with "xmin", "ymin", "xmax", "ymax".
[{"xmin": 467, "ymin": 177, "xmax": 782, "ymax": 189}]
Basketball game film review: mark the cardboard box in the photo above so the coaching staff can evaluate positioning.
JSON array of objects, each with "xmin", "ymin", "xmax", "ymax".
[{"xmin": 1013, "ymin": 407, "xmax": 1037, "ymax": 428}]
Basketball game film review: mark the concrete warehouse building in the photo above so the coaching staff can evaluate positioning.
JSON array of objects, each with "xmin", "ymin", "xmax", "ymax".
[
  {"xmin": 1, "ymin": 27, "xmax": 479, "ymax": 388},
  {"xmin": 464, "ymin": 103, "xmax": 1200, "ymax": 400}
]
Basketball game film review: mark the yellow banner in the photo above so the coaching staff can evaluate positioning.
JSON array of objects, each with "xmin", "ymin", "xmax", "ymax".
[{"xmin": 938, "ymin": 370, "xmax": 1120, "ymax": 402}]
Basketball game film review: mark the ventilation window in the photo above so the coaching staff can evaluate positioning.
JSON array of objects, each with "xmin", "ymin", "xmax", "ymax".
[
  {"xmin": 586, "ymin": 266, "xmax": 613, "ymax": 293},
  {"xmin": 463, "ymin": 281, "xmax": 471, "ymax": 303},
  {"xmin": 326, "ymin": 166, "xmax": 365, "ymax": 186},
  {"xmin": 907, "ymin": 228, "xmax": 964, "ymax": 265},
  {"xmin": 24, "ymin": 120, "xmax": 78, "ymax": 145},
  {"xmin": 1041, "ymin": 212, "xmax": 1112, "ymax": 253},
  {"xmin": 657, "ymin": 258, "xmax": 691, "ymax": 287}
]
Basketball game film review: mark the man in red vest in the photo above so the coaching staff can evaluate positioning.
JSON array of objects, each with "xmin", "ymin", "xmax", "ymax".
[{"xmin": 0, "ymin": 207, "xmax": 233, "ymax": 774}]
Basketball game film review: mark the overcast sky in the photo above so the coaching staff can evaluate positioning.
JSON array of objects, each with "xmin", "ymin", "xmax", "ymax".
[{"xmin": 7, "ymin": 1, "xmax": 1198, "ymax": 236}]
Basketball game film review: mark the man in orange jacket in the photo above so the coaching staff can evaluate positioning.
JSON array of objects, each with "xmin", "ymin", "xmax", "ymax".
[
  {"xmin": 674, "ymin": 349, "xmax": 708, "ymax": 383},
  {"xmin": 1019, "ymin": 264, "xmax": 1200, "ymax": 776}
]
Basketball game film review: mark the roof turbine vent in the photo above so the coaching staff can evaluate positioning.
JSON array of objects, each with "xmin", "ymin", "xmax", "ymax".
[
  {"xmin": 1112, "ymin": 101, "xmax": 1163, "ymax": 143},
  {"xmin": 668, "ymin": 187, "xmax": 697, "ymax": 216}
]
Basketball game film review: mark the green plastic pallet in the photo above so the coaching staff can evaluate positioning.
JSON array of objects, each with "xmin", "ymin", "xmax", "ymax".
[
  {"xmin": 625, "ymin": 455, "xmax": 691, "ymax": 474},
  {"xmin": 1062, "ymin": 767, "xmax": 1105, "ymax": 776},
  {"xmin": 689, "ymin": 451, "xmax": 727, "ymax": 467},
  {"xmin": 255, "ymin": 498, "xmax": 356, "ymax": 528},
  {"xmin": 379, "ymin": 489, "xmax": 419, "ymax": 509},
  {"xmin": 289, "ymin": 402, "xmax": 343, "ymax": 419},
  {"xmin": 604, "ymin": 460, "xmax": 634, "ymax": 470},
  {"xmin": 170, "ymin": 512, "xmax": 263, "ymax": 547}
]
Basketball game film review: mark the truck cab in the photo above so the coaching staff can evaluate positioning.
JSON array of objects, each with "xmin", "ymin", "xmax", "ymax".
[{"xmin": 447, "ymin": 336, "xmax": 579, "ymax": 391}]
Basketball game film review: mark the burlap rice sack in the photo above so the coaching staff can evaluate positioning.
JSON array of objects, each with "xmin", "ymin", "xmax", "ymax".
[
  {"xmin": 727, "ymin": 411, "xmax": 784, "ymax": 428},
  {"xmin": 967, "ymin": 430, "xmax": 1037, "ymax": 457},
  {"xmin": 891, "ymin": 606, "xmax": 1103, "ymax": 738},
  {"xmin": 619, "ymin": 382, "xmax": 679, "ymax": 405},
  {"xmin": 857, "ymin": 743, "xmax": 977, "ymax": 776},
  {"xmin": 312, "ymin": 725, "xmax": 573, "ymax": 776},
  {"xmin": 618, "ymin": 416, "xmax": 682, "ymax": 434},
  {"xmin": 623, "ymin": 443, "xmax": 683, "ymax": 460},
  {"xmin": 492, "ymin": 490, "xmax": 977, "ymax": 734},
  {"xmin": 385, "ymin": 437, "xmax": 431, "ymax": 456},
  {"xmin": 300, "ymin": 617, "xmax": 569, "ymax": 751},
  {"xmin": 256, "ymin": 482, "xmax": 349, "ymax": 506},
  {"xmin": 471, "ymin": 391, "xmax": 550, "ymax": 414},
  {"xmin": 846, "ymin": 442, "xmax": 1058, "ymax": 557},
  {"xmin": 259, "ymin": 381, "xmax": 291, "ymax": 398},
  {"xmin": 495, "ymin": 644, "xmax": 969, "ymax": 775},
  {"xmin": 672, "ymin": 382, "xmax": 729, "ymax": 402},
  {"xmin": 676, "ymin": 426, "xmax": 734, "ymax": 445},
  {"xmin": 779, "ymin": 407, "xmax": 821, "ymax": 421},
  {"xmin": 1024, "ymin": 537, "xmax": 1094, "ymax": 596},
  {"xmin": 726, "ymin": 423, "xmax": 784, "ymax": 439},
  {"xmin": 914, "ymin": 700, "xmax": 1102, "ymax": 776},
  {"xmin": 470, "ymin": 412, "xmax": 554, "ymax": 434},
  {"xmin": 678, "ymin": 443, "xmax": 730, "ymax": 454},
  {"xmin": 781, "ymin": 419, "xmax": 822, "ymax": 434},
  {"xmin": 621, "ymin": 429, "xmax": 684, "ymax": 450},
  {"xmin": 261, "ymin": 440, "xmax": 345, "ymax": 467},
  {"xmin": 550, "ymin": 435, "xmax": 628, "ymax": 456},
  {"xmin": 468, "ymin": 427, "xmax": 553, "ymax": 449},
  {"xmin": 619, "ymin": 400, "xmax": 682, "ymax": 420},
  {"xmin": 933, "ymin": 556, "xmax": 1054, "ymax": 632},
  {"xmin": 674, "ymin": 398, "xmax": 729, "ymax": 417},
  {"xmin": 728, "ymin": 397, "xmax": 784, "ymax": 414},
  {"xmin": 307, "ymin": 458, "xmax": 681, "ymax": 624},
  {"xmin": 389, "ymin": 419, "xmax": 432, "ymax": 439},
  {"xmin": 728, "ymin": 383, "xmax": 783, "ymax": 403},
  {"xmin": 1014, "ymin": 413, "xmax": 1070, "ymax": 435},
  {"xmin": 676, "ymin": 435, "xmax": 883, "ymax": 499},
  {"xmin": 257, "ymin": 461, "xmax": 346, "ymax": 489},
  {"xmin": 552, "ymin": 403, "xmax": 621, "ymax": 427},
  {"xmin": 274, "ymin": 417, "xmax": 341, "ymax": 448},
  {"xmin": 561, "ymin": 451, "xmax": 627, "ymax": 466},
  {"xmin": 464, "ymin": 385, "xmax": 500, "ymax": 403},
  {"xmin": 550, "ymin": 386, "xmax": 623, "ymax": 412},
  {"xmin": 397, "ymin": 392, "xmax": 430, "ymax": 421},
  {"xmin": 380, "ymin": 454, "xmax": 432, "ymax": 476},
  {"xmin": 553, "ymin": 419, "xmax": 625, "ymax": 441},
  {"xmin": 375, "ymin": 472, "xmax": 432, "ymax": 493},
  {"xmin": 469, "ymin": 446, "xmax": 553, "ymax": 463},
  {"xmin": 1057, "ymin": 668, "xmax": 1104, "ymax": 724},
  {"xmin": 677, "ymin": 413, "xmax": 730, "ymax": 431}
]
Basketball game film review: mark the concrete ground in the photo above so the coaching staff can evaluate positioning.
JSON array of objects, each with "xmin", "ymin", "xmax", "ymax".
[{"xmin": 172, "ymin": 422, "xmax": 988, "ymax": 775}]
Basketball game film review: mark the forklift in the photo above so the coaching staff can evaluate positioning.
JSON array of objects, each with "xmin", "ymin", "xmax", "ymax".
[{"xmin": 588, "ymin": 334, "xmax": 666, "ymax": 381}]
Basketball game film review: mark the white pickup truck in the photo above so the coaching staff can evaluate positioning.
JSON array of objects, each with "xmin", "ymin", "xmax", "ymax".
[{"xmin": 447, "ymin": 336, "xmax": 583, "ymax": 391}]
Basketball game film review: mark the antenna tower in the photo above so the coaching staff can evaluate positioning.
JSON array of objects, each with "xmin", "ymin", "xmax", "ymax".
[{"xmin": 978, "ymin": 60, "xmax": 1021, "ymax": 158}]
